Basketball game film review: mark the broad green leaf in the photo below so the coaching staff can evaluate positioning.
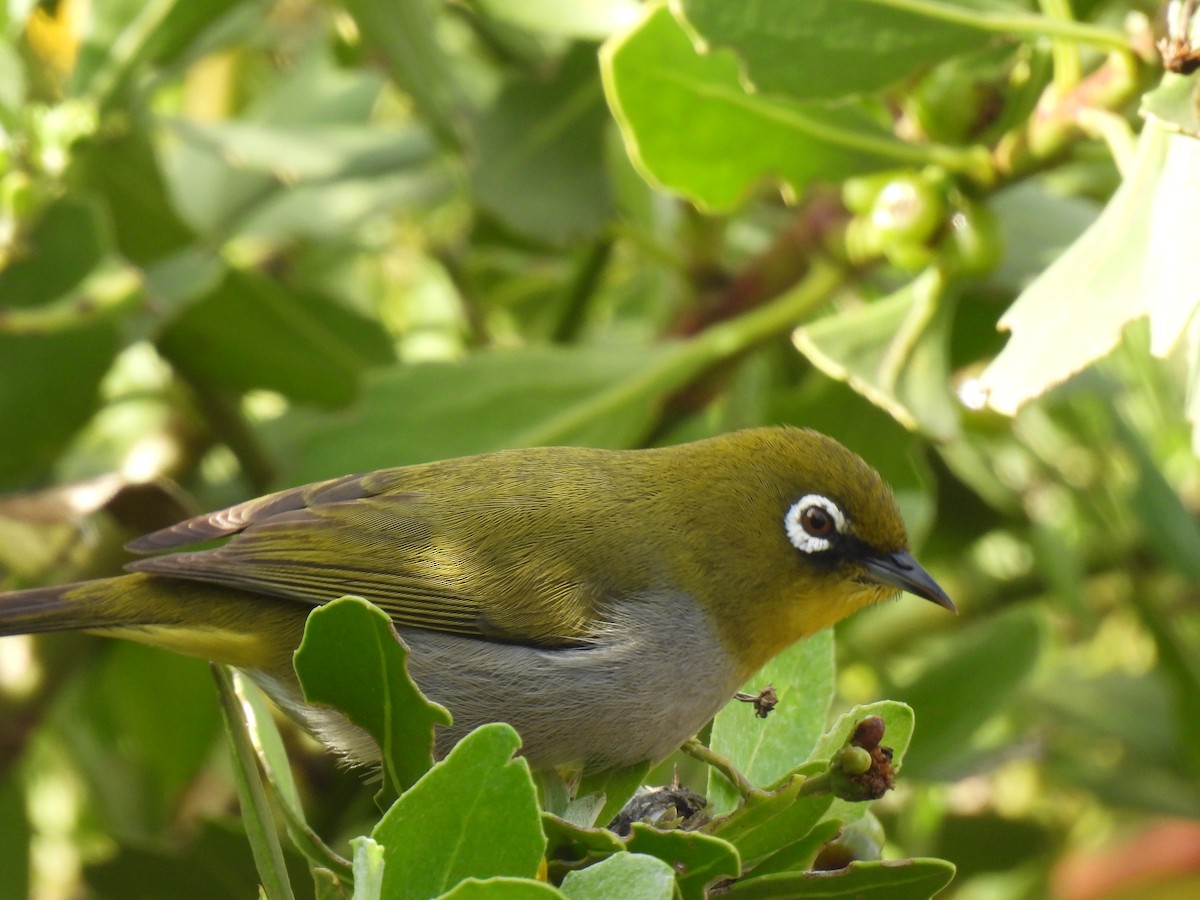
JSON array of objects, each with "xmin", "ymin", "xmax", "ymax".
[
  {"xmin": 560, "ymin": 852, "xmax": 676, "ymax": 899},
  {"xmin": 1141, "ymin": 73, "xmax": 1200, "ymax": 138},
  {"xmin": 741, "ymin": 819, "xmax": 841, "ymax": 879},
  {"xmin": 294, "ymin": 597, "xmax": 452, "ymax": 802},
  {"xmin": 626, "ymin": 823, "xmax": 741, "ymax": 900},
  {"xmin": 0, "ymin": 196, "xmax": 108, "ymax": 308},
  {"xmin": 166, "ymin": 119, "xmax": 436, "ymax": 184},
  {"xmin": 273, "ymin": 266, "xmax": 844, "ymax": 483},
  {"xmin": 988, "ymin": 180, "xmax": 1099, "ymax": 296},
  {"xmin": 341, "ymin": 0, "xmax": 466, "ymax": 148},
  {"xmin": 981, "ymin": 122, "xmax": 1200, "ymax": 418},
  {"xmin": 472, "ymin": 45, "xmax": 613, "ymax": 244},
  {"xmin": 157, "ymin": 268, "xmax": 393, "ymax": 407},
  {"xmin": 541, "ymin": 812, "xmax": 625, "ymax": 867},
  {"xmin": 70, "ymin": 129, "xmax": 197, "ymax": 266},
  {"xmin": 439, "ymin": 878, "xmax": 564, "ymax": 899},
  {"xmin": 470, "ymin": 0, "xmax": 641, "ymax": 38},
  {"xmin": 708, "ymin": 630, "xmax": 834, "ymax": 814},
  {"xmin": 677, "ymin": 0, "xmax": 998, "ymax": 101},
  {"xmin": 372, "ymin": 724, "xmax": 545, "ymax": 899},
  {"xmin": 161, "ymin": 53, "xmax": 401, "ymax": 241},
  {"xmin": 723, "ymin": 857, "xmax": 955, "ymax": 898},
  {"xmin": 792, "ymin": 269, "xmax": 960, "ymax": 441},
  {"xmin": 272, "ymin": 343, "xmax": 678, "ymax": 482},
  {"xmin": 602, "ymin": 6, "xmax": 927, "ymax": 212},
  {"xmin": 893, "ymin": 608, "xmax": 1045, "ymax": 778},
  {"xmin": 0, "ymin": 198, "xmax": 121, "ymax": 487},
  {"xmin": 706, "ymin": 775, "xmax": 832, "ymax": 868}
]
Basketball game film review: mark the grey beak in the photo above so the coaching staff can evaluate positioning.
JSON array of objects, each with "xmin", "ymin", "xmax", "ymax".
[{"xmin": 863, "ymin": 549, "xmax": 956, "ymax": 613}]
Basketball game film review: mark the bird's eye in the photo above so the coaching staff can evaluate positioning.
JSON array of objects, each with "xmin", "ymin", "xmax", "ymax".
[
  {"xmin": 801, "ymin": 506, "xmax": 834, "ymax": 537},
  {"xmin": 784, "ymin": 494, "xmax": 846, "ymax": 554}
]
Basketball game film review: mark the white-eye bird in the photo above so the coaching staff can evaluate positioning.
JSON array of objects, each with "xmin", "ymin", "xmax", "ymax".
[{"xmin": 0, "ymin": 427, "xmax": 953, "ymax": 771}]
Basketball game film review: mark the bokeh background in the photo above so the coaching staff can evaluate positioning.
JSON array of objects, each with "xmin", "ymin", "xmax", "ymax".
[{"xmin": 2, "ymin": 0, "xmax": 1199, "ymax": 897}]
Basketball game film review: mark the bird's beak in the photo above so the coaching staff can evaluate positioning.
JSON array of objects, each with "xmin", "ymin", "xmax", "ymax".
[{"xmin": 862, "ymin": 550, "xmax": 956, "ymax": 613}]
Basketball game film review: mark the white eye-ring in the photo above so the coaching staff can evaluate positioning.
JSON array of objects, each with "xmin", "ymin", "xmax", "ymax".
[{"xmin": 784, "ymin": 494, "xmax": 846, "ymax": 553}]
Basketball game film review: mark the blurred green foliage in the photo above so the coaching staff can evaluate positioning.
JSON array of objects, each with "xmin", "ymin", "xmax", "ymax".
[{"xmin": 2, "ymin": 0, "xmax": 1200, "ymax": 897}]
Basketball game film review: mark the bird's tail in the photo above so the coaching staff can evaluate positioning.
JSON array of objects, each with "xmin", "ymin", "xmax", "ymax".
[
  {"xmin": 0, "ymin": 573, "xmax": 307, "ymax": 672},
  {"xmin": 0, "ymin": 576, "xmax": 137, "ymax": 636}
]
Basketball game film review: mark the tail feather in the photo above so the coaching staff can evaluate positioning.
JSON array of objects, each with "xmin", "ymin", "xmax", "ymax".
[
  {"xmin": 0, "ymin": 573, "xmax": 309, "ymax": 673},
  {"xmin": 0, "ymin": 578, "xmax": 134, "ymax": 636}
]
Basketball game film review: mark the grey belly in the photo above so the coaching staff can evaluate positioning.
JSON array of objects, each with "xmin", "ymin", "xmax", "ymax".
[{"xmin": 253, "ymin": 592, "xmax": 742, "ymax": 771}]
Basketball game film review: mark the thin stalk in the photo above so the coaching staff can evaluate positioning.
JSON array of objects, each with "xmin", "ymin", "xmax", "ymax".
[
  {"xmin": 1038, "ymin": 0, "xmax": 1082, "ymax": 92},
  {"xmin": 873, "ymin": 0, "xmax": 1128, "ymax": 51},
  {"xmin": 681, "ymin": 738, "xmax": 756, "ymax": 799},
  {"xmin": 212, "ymin": 664, "xmax": 297, "ymax": 900}
]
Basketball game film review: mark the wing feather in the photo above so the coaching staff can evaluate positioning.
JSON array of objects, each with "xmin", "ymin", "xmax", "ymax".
[{"xmin": 125, "ymin": 474, "xmax": 602, "ymax": 647}]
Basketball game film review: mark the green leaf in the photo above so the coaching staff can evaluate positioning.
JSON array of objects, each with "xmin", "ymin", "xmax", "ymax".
[
  {"xmin": 273, "ymin": 266, "xmax": 844, "ymax": 483},
  {"xmin": 1141, "ymin": 73, "xmax": 1200, "ymax": 138},
  {"xmin": 626, "ymin": 823, "xmax": 741, "ymax": 900},
  {"xmin": 340, "ymin": 0, "xmax": 466, "ymax": 148},
  {"xmin": 166, "ymin": 119, "xmax": 436, "ymax": 184},
  {"xmin": 470, "ymin": 0, "xmax": 641, "ymax": 39},
  {"xmin": 69, "ymin": 129, "xmax": 197, "ymax": 266},
  {"xmin": 893, "ymin": 608, "xmax": 1045, "ymax": 778},
  {"xmin": 981, "ymin": 122, "xmax": 1200, "ymax": 418},
  {"xmin": 272, "ymin": 343, "xmax": 684, "ymax": 482},
  {"xmin": 438, "ymin": 877, "xmax": 565, "ymax": 899},
  {"xmin": 212, "ymin": 665, "xmax": 297, "ymax": 900},
  {"xmin": 372, "ymin": 724, "xmax": 546, "ymax": 899},
  {"xmin": 723, "ymin": 857, "xmax": 955, "ymax": 898},
  {"xmin": 601, "ymin": 6, "xmax": 931, "ymax": 212},
  {"xmin": 792, "ymin": 269, "xmax": 960, "ymax": 441},
  {"xmin": 541, "ymin": 812, "xmax": 626, "ymax": 868},
  {"xmin": 473, "ymin": 45, "xmax": 613, "ymax": 244},
  {"xmin": 0, "ymin": 196, "xmax": 118, "ymax": 476},
  {"xmin": 706, "ymin": 775, "xmax": 832, "ymax": 868},
  {"xmin": 708, "ymin": 630, "xmax": 834, "ymax": 814},
  {"xmin": 676, "ymin": 0, "xmax": 996, "ymax": 101},
  {"xmin": 158, "ymin": 268, "xmax": 393, "ymax": 407},
  {"xmin": 560, "ymin": 852, "xmax": 677, "ymax": 899},
  {"xmin": 0, "ymin": 200, "xmax": 121, "ymax": 486},
  {"xmin": 0, "ymin": 196, "xmax": 109, "ymax": 309},
  {"xmin": 294, "ymin": 597, "xmax": 452, "ymax": 802}
]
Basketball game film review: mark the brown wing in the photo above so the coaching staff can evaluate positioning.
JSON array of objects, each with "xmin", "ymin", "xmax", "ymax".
[{"xmin": 125, "ymin": 471, "xmax": 599, "ymax": 647}]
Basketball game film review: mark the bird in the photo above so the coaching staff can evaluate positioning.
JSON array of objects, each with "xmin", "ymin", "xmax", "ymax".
[{"xmin": 0, "ymin": 427, "xmax": 953, "ymax": 772}]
